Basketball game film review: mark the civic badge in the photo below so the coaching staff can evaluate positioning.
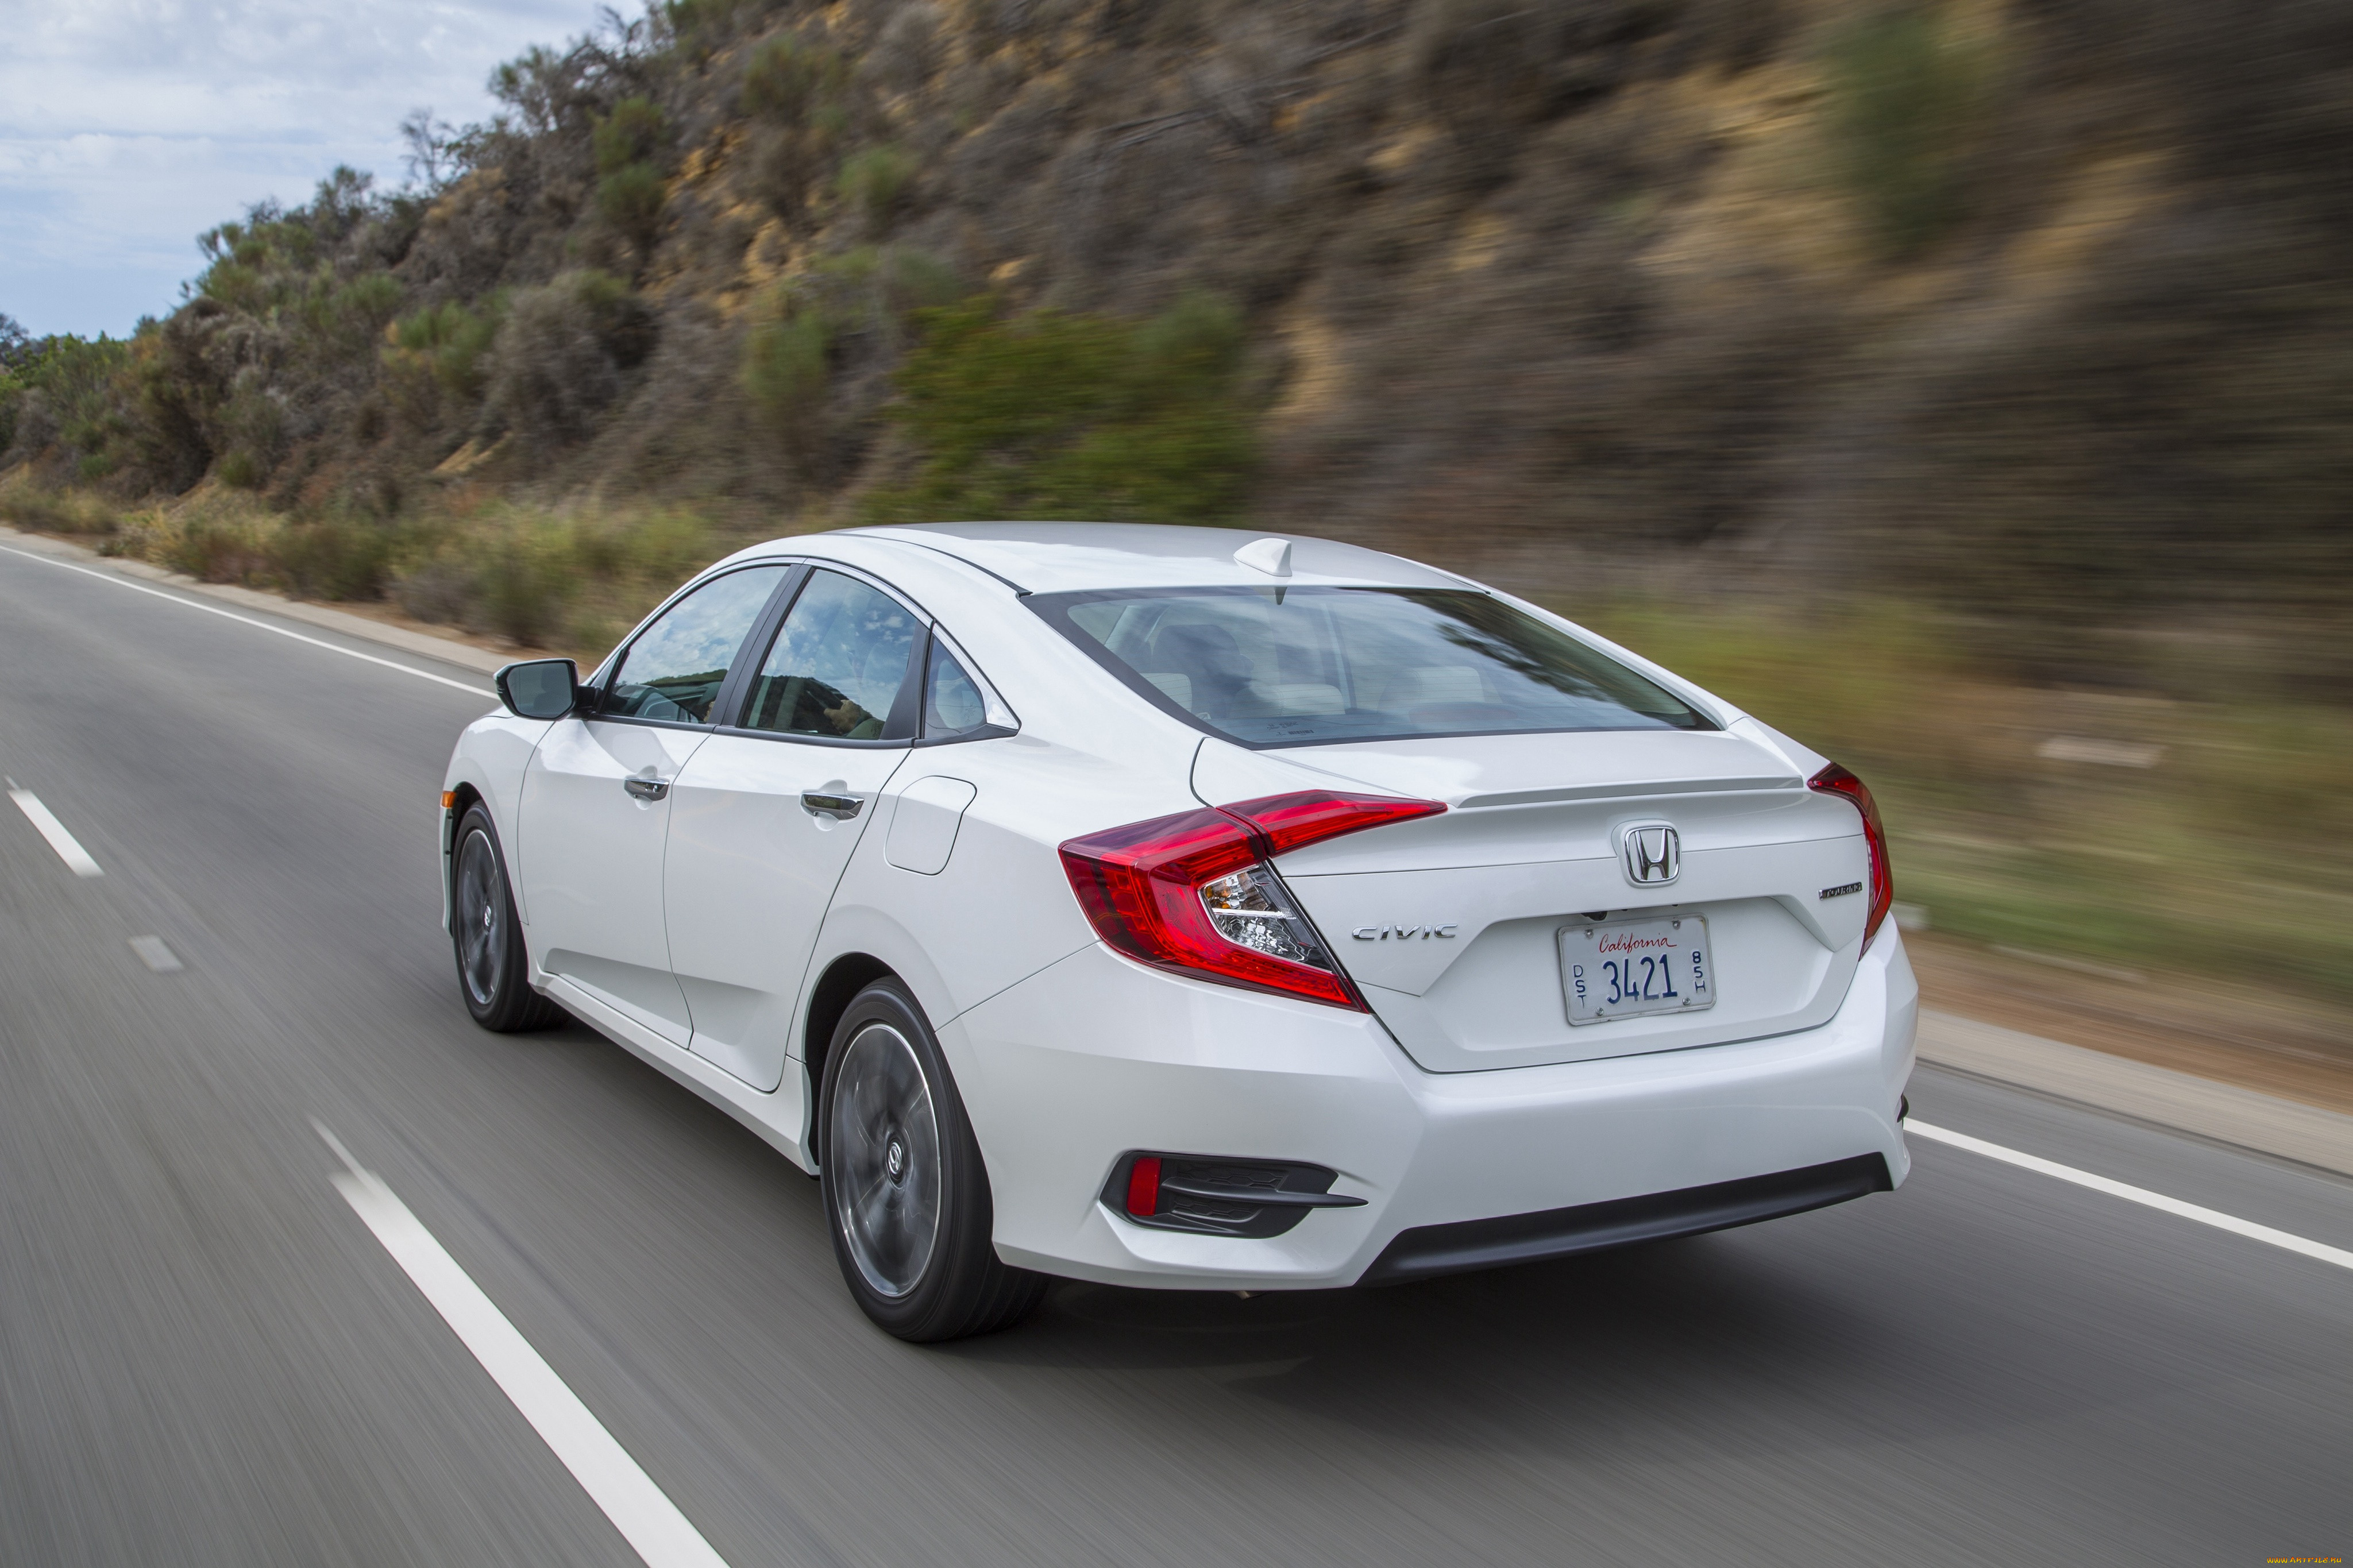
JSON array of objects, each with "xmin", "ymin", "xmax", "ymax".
[{"xmin": 1619, "ymin": 823, "xmax": 1680, "ymax": 887}]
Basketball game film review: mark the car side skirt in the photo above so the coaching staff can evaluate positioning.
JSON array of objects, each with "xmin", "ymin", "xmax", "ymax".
[{"xmin": 538, "ymin": 973, "xmax": 816, "ymax": 1172}]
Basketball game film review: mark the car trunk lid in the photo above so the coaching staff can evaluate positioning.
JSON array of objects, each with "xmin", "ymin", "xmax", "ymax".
[{"xmin": 1194, "ymin": 732, "xmax": 1871, "ymax": 1072}]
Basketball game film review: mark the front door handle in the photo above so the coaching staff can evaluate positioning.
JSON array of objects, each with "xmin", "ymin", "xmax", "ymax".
[
  {"xmin": 801, "ymin": 791, "xmax": 862, "ymax": 820},
  {"xmin": 623, "ymin": 776, "xmax": 670, "ymax": 802}
]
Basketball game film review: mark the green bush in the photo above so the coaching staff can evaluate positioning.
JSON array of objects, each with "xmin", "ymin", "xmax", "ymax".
[
  {"xmin": 155, "ymin": 508, "xmax": 275, "ymax": 585},
  {"xmin": 863, "ymin": 291, "xmax": 1256, "ymax": 527},
  {"xmin": 387, "ymin": 296, "xmax": 507, "ymax": 402},
  {"xmin": 300, "ymin": 270, "xmax": 403, "ymax": 356},
  {"xmin": 1824, "ymin": 7, "xmax": 1993, "ymax": 258},
  {"xmin": 272, "ymin": 515, "xmax": 396, "ymax": 600},
  {"xmin": 391, "ymin": 501, "xmax": 719, "ymax": 652},
  {"xmin": 597, "ymin": 162, "xmax": 669, "ymax": 254},
  {"xmin": 742, "ymin": 306, "xmax": 832, "ymax": 423},
  {"xmin": 593, "ymin": 96, "xmax": 668, "ymax": 176},
  {"xmin": 836, "ymin": 145, "xmax": 916, "ymax": 226},
  {"xmin": 741, "ymin": 34, "xmax": 845, "ymax": 121},
  {"xmin": 0, "ymin": 478, "xmax": 118, "ymax": 535},
  {"xmin": 663, "ymin": 0, "xmax": 766, "ymax": 59}
]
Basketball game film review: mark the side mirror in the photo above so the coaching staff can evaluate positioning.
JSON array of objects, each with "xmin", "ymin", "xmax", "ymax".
[{"xmin": 495, "ymin": 658, "xmax": 581, "ymax": 720}]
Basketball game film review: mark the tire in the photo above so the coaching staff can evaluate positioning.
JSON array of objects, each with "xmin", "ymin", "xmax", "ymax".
[
  {"xmin": 450, "ymin": 805, "xmax": 565, "ymax": 1033},
  {"xmin": 818, "ymin": 979, "xmax": 1045, "ymax": 1342}
]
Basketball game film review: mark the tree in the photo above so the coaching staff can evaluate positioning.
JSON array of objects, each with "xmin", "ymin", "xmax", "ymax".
[{"xmin": 0, "ymin": 312, "xmax": 34, "ymax": 372}]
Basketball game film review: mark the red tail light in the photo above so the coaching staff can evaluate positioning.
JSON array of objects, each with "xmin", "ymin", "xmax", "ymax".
[
  {"xmin": 1059, "ymin": 790, "xmax": 1445, "ymax": 1009},
  {"xmin": 1808, "ymin": 764, "xmax": 1894, "ymax": 943}
]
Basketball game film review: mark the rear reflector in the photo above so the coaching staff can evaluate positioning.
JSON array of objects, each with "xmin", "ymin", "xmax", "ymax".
[{"xmin": 1125, "ymin": 1156, "xmax": 1162, "ymax": 1218}]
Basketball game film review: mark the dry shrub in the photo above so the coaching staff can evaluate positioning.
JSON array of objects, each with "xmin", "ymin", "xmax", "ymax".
[{"xmin": 485, "ymin": 272, "xmax": 657, "ymax": 447}]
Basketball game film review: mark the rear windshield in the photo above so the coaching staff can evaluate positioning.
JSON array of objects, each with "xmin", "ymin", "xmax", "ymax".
[{"xmin": 1029, "ymin": 586, "xmax": 1714, "ymax": 747}]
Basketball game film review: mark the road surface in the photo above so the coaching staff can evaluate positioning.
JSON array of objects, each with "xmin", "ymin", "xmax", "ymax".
[{"xmin": 1, "ymin": 542, "xmax": 2345, "ymax": 1566}]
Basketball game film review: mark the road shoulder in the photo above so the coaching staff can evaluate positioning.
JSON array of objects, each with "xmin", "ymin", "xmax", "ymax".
[
  {"xmin": 1916, "ymin": 1010, "xmax": 2353, "ymax": 1177},
  {"xmin": 0, "ymin": 524, "xmax": 523, "ymax": 675}
]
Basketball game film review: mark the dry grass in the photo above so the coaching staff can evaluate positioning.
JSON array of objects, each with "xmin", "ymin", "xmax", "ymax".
[{"xmin": 0, "ymin": 478, "xmax": 766, "ymax": 661}]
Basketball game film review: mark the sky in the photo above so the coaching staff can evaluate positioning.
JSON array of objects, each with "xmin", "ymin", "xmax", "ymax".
[{"xmin": 0, "ymin": 0, "xmax": 597, "ymax": 339}]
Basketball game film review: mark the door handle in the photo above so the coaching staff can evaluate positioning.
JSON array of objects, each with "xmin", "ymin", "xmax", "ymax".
[
  {"xmin": 801, "ymin": 791, "xmax": 862, "ymax": 820},
  {"xmin": 623, "ymin": 776, "xmax": 670, "ymax": 802}
]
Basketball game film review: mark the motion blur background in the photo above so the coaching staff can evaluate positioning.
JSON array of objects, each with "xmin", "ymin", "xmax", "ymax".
[{"xmin": 3, "ymin": 0, "xmax": 2347, "ymax": 1040}]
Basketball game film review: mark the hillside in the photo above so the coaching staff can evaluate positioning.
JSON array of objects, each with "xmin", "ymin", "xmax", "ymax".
[{"xmin": 1, "ymin": 0, "xmax": 2347, "ymax": 666}]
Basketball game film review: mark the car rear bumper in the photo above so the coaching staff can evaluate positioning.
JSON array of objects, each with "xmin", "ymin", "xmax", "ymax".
[{"xmin": 942, "ymin": 923, "xmax": 1918, "ymax": 1290}]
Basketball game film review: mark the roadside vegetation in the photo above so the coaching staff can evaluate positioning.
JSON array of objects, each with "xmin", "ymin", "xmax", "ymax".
[{"xmin": 1565, "ymin": 597, "xmax": 2353, "ymax": 1007}]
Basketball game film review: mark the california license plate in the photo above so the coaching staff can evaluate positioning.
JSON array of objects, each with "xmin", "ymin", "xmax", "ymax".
[{"xmin": 1561, "ymin": 916, "xmax": 1715, "ymax": 1025}]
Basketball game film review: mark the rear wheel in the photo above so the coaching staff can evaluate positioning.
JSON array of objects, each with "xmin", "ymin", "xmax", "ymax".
[
  {"xmin": 819, "ymin": 979, "xmax": 1045, "ymax": 1341},
  {"xmin": 451, "ymin": 806, "xmax": 564, "ymax": 1033}
]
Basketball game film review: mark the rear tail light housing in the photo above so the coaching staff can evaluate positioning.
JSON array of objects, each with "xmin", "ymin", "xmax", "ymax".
[
  {"xmin": 1808, "ymin": 763, "xmax": 1894, "ymax": 943},
  {"xmin": 1059, "ymin": 790, "xmax": 1445, "ymax": 1009}
]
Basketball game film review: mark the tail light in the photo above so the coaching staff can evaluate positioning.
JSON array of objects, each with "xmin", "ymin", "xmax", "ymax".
[
  {"xmin": 1808, "ymin": 763, "xmax": 1894, "ymax": 943},
  {"xmin": 1059, "ymin": 790, "xmax": 1445, "ymax": 1009}
]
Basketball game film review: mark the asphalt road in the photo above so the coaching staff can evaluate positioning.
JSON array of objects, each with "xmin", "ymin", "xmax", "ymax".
[{"xmin": 2, "ymin": 541, "xmax": 2347, "ymax": 1568}]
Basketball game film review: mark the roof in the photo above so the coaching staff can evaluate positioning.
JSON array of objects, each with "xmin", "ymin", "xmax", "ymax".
[{"xmin": 827, "ymin": 522, "xmax": 1475, "ymax": 596}]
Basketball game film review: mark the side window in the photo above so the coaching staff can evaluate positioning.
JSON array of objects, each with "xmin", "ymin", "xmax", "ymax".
[
  {"xmin": 922, "ymin": 637, "xmax": 989, "ymax": 737},
  {"xmin": 740, "ymin": 570, "xmax": 920, "ymax": 740},
  {"xmin": 602, "ymin": 566, "xmax": 787, "ymax": 723}
]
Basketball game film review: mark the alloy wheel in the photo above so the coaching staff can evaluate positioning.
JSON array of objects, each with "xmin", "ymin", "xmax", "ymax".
[
  {"xmin": 828, "ymin": 1022, "xmax": 942, "ymax": 1298},
  {"xmin": 454, "ymin": 827, "xmax": 504, "ymax": 1007}
]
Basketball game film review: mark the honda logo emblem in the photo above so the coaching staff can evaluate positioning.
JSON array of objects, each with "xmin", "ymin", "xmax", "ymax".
[{"xmin": 1620, "ymin": 824, "xmax": 1680, "ymax": 886}]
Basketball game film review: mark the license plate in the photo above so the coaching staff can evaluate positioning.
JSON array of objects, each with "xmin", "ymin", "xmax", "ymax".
[{"xmin": 1561, "ymin": 916, "xmax": 1714, "ymax": 1025}]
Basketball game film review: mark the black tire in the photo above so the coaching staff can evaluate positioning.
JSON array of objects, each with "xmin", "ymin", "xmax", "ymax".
[
  {"xmin": 450, "ymin": 805, "xmax": 565, "ymax": 1033},
  {"xmin": 818, "ymin": 979, "xmax": 1045, "ymax": 1342}
]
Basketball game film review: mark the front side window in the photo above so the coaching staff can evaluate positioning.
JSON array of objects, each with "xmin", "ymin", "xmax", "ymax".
[
  {"xmin": 1031, "ymin": 586, "xmax": 1714, "ymax": 747},
  {"xmin": 603, "ymin": 566, "xmax": 788, "ymax": 723},
  {"xmin": 740, "ymin": 570, "xmax": 921, "ymax": 740}
]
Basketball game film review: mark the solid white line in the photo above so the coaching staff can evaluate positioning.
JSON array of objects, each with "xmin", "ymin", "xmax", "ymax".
[
  {"xmin": 9, "ymin": 789, "xmax": 103, "ymax": 876},
  {"xmin": 0, "ymin": 543, "xmax": 492, "ymax": 697},
  {"xmin": 1907, "ymin": 1119, "xmax": 2353, "ymax": 1272},
  {"xmin": 314, "ymin": 1123, "xmax": 733, "ymax": 1568}
]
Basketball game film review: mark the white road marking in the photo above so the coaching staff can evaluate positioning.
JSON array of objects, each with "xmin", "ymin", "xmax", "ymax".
[
  {"xmin": 0, "ymin": 544, "xmax": 492, "ymax": 697},
  {"xmin": 1907, "ymin": 1119, "xmax": 2353, "ymax": 1272},
  {"xmin": 128, "ymin": 936, "xmax": 183, "ymax": 972},
  {"xmin": 313, "ymin": 1123, "xmax": 733, "ymax": 1568},
  {"xmin": 9, "ymin": 787, "xmax": 103, "ymax": 876}
]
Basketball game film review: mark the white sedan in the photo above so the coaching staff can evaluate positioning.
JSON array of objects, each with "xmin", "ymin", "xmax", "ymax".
[{"xmin": 441, "ymin": 523, "xmax": 1916, "ymax": 1341}]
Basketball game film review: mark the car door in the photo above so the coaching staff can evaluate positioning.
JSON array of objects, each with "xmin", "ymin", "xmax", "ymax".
[
  {"xmin": 663, "ymin": 566, "xmax": 927, "ymax": 1089},
  {"xmin": 516, "ymin": 563, "xmax": 790, "ymax": 1044}
]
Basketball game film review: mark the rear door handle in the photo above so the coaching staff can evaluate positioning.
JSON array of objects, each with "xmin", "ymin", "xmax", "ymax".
[
  {"xmin": 623, "ymin": 776, "xmax": 670, "ymax": 801},
  {"xmin": 801, "ymin": 791, "xmax": 862, "ymax": 820}
]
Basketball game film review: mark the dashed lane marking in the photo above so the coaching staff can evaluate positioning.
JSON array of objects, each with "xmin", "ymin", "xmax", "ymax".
[
  {"xmin": 7, "ymin": 784, "xmax": 103, "ymax": 877},
  {"xmin": 0, "ymin": 544, "xmax": 493, "ymax": 697},
  {"xmin": 128, "ymin": 936, "xmax": 183, "ymax": 972},
  {"xmin": 314, "ymin": 1122, "xmax": 735, "ymax": 1568},
  {"xmin": 1907, "ymin": 1119, "xmax": 2353, "ymax": 1273}
]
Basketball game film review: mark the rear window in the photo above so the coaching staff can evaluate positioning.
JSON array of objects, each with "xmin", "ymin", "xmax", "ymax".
[{"xmin": 1029, "ymin": 586, "xmax": 1714, "ymax": 747}]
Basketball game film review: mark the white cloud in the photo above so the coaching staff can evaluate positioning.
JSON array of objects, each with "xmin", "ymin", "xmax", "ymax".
[{"xmin": 0, "ymin": 0, "xmax": 596, "ymax": 336}]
